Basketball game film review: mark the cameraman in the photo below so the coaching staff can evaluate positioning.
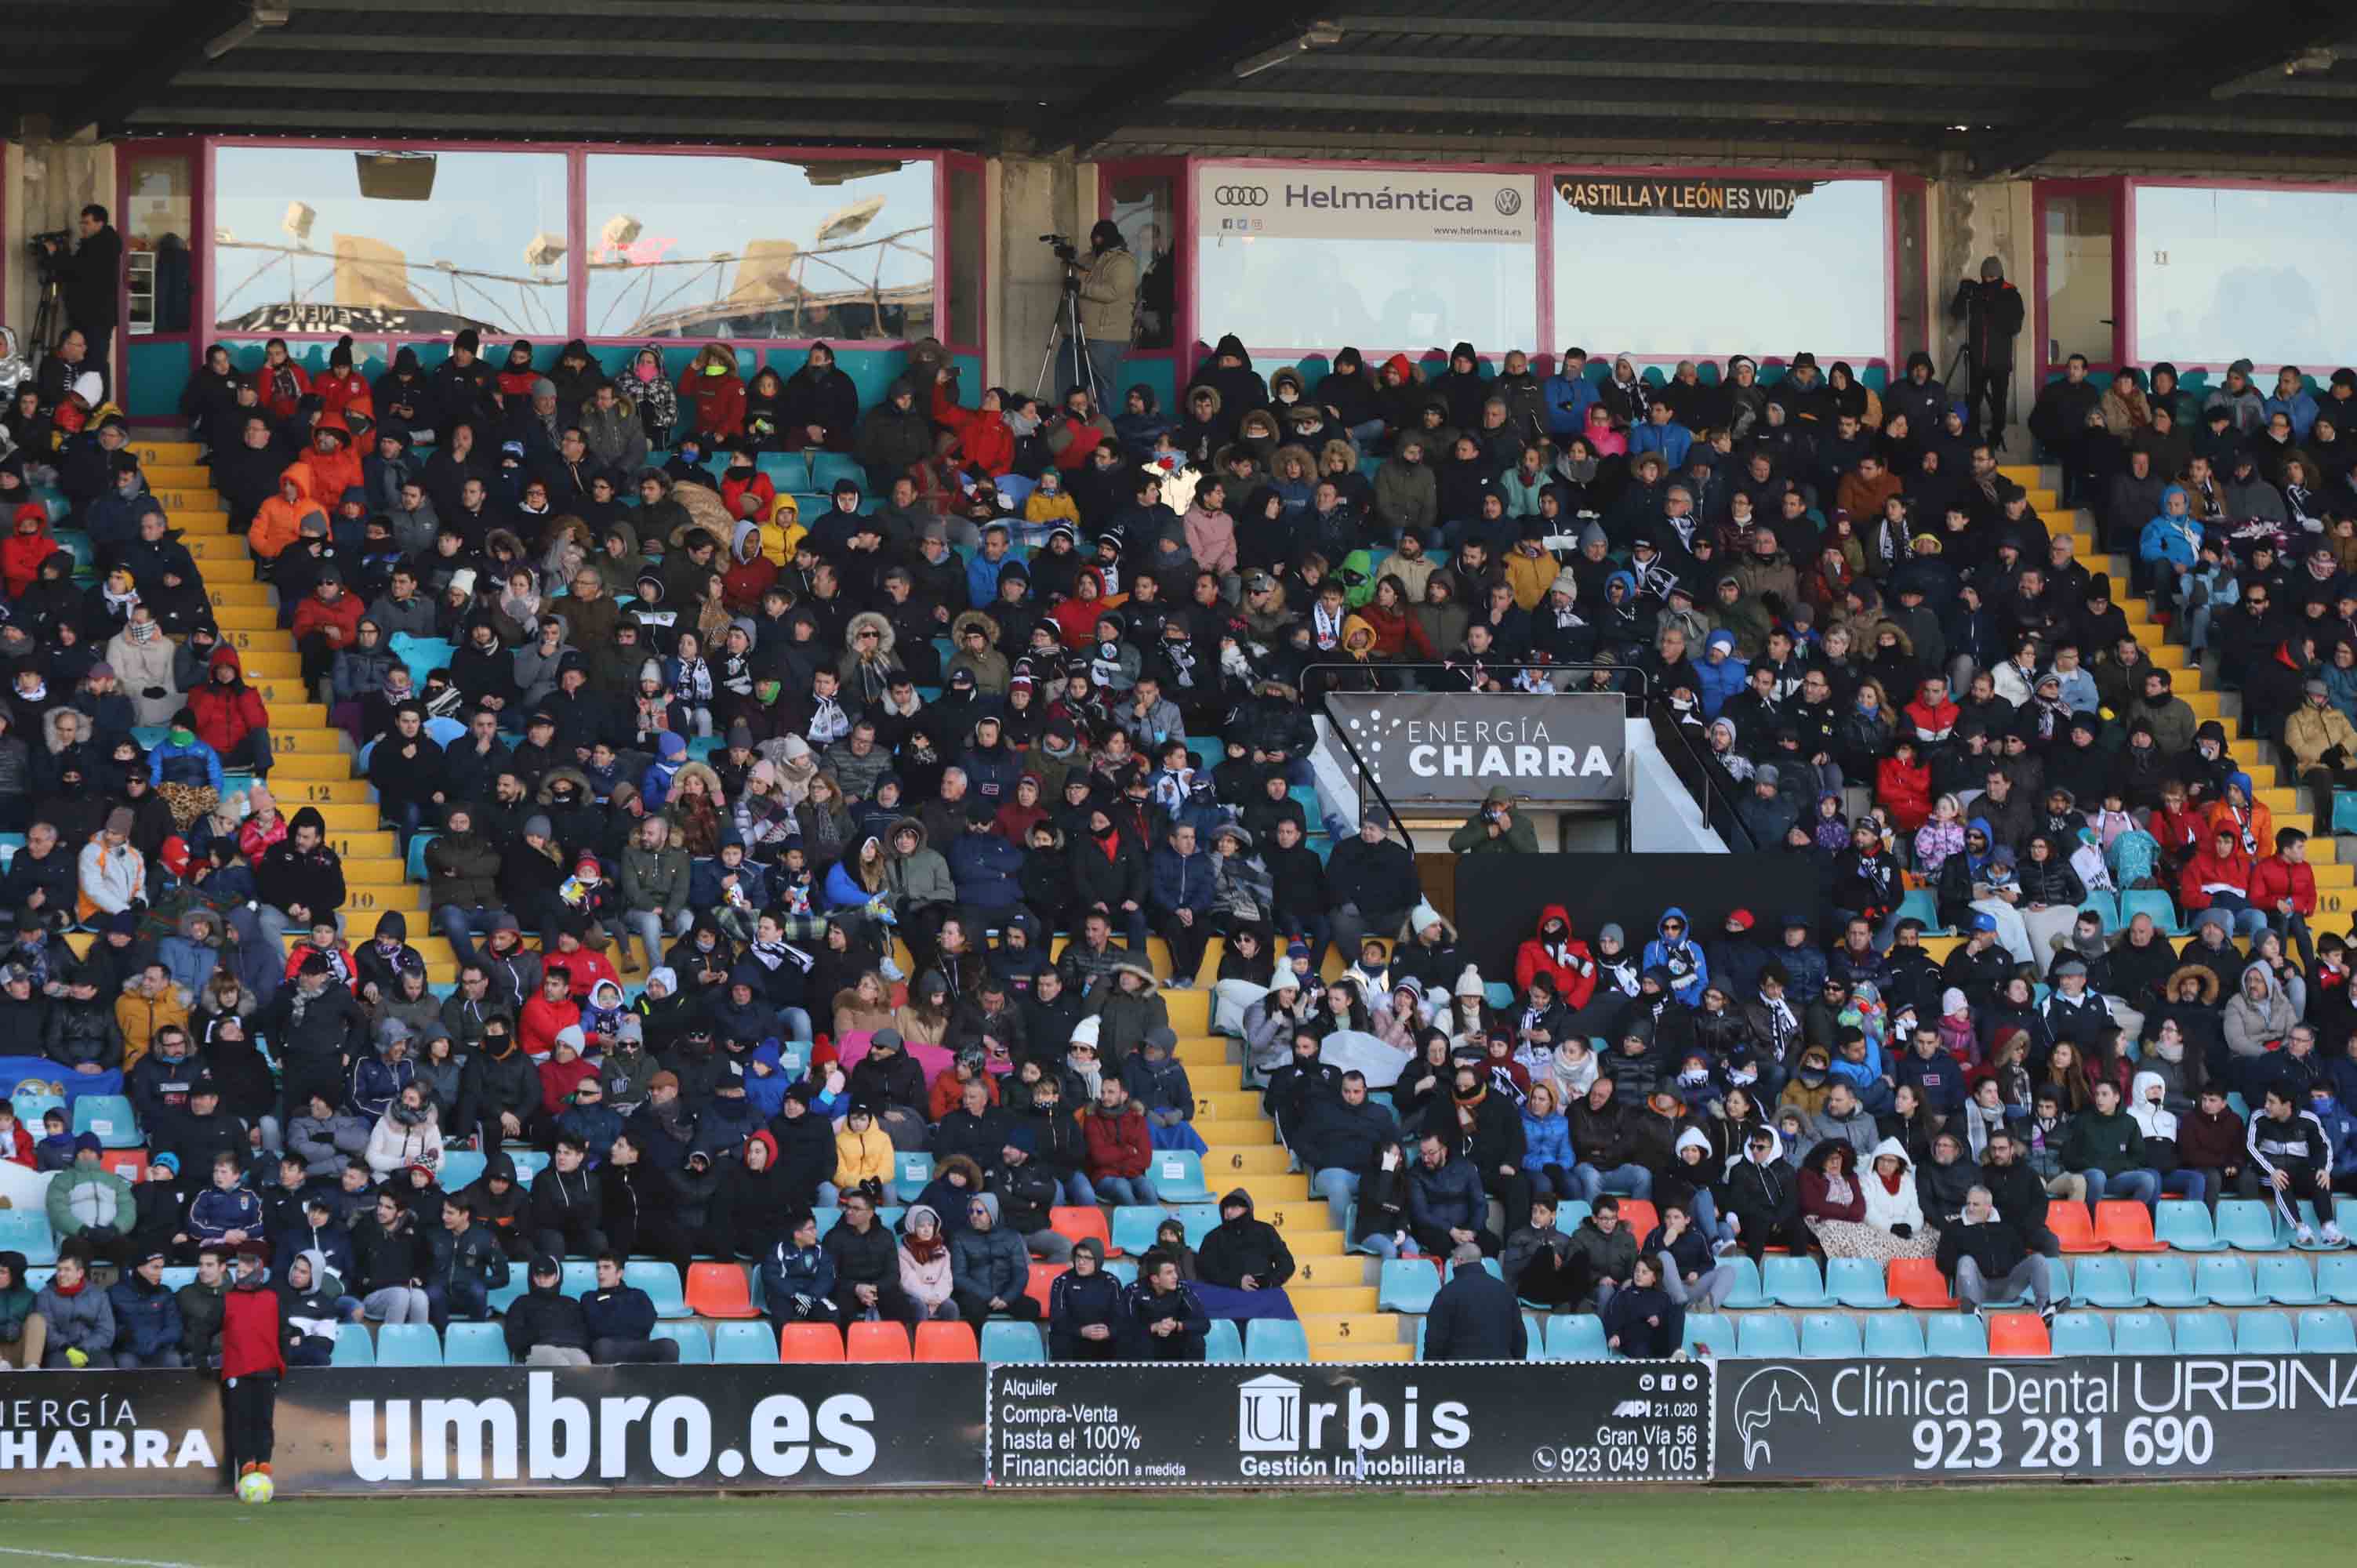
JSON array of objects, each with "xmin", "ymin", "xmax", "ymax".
[
  {"xmin": 43, "ymin": 205, "xmax": 123, "ymax": 400},
  {"xmin": 1068, "ymin": 219, "xmax": 1138, "ymax": 407},
  {"xmin": 1447, "ymin": 786, "xmax": 1538, "ymax": 855}
]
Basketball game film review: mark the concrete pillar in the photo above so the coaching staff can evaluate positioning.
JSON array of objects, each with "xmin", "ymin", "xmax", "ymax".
[{"xmin": 990, "ymin": 154, "xmax": 1087, "ymax": 395}]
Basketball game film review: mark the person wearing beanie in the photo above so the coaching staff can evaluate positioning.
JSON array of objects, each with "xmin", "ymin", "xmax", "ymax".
[
  {"xmin": 503, "ymin": 1253, "xmax": 593, "ymax": 1367},
  {"xmin": 2285, "ymin": 677, "xmax": 2357, "ymax": 832},
  {"xmin": 1047, "ymin": 1234, "xmax": 1128, "ymax": 1360},
  {"xmin": 77, "ymin": 806, "xmax": 147, "ymax": 926}
]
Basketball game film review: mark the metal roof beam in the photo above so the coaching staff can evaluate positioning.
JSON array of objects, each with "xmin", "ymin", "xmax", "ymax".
[
  {"xmin": 1172, "ymin": 88, "xmax": 2023, "ymax": 127},
  {"xmin": 1973, "ymin": 0, "xmax": 2357, "ymax": 171},
  {"xmin": 62, "ymin": 0, "xmax": 256, "ymax": 134},
  {"xmin": 1042, "ymin": 1, "xmax": 1333, "ymax": 152},
  {"xmin": 1327, "ymin": 14, "xmax": 2172, "ymax": 51}
]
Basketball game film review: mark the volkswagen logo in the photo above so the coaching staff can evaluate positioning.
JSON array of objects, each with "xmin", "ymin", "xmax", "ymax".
[
  {"xmin": 1494, "ymin": 187, "xmax": 1524, "ymax": 216},
  {"xmin": 1213, "ymin": 186, "xmax": 1269, "ymax": 207}
]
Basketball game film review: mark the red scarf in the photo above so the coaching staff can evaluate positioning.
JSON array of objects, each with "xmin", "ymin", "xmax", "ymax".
[{"xmin": 1878, "ymin": 1167, "xmax": 1905, "ymax": 1195}]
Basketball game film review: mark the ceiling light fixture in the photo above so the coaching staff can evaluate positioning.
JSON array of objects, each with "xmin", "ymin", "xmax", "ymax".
[
  {"xmin": 205, "ymin": 3, "xmax": 290, "ymax": 60},
  {"xmin": 1234, "ymin": 20, "xmax": 1345, "ymax": 80}
]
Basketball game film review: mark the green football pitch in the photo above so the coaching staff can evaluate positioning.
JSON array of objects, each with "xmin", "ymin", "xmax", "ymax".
[{"xmin": 2, "ymin": 1481, "xmax": 2348, "ymax": 1564}]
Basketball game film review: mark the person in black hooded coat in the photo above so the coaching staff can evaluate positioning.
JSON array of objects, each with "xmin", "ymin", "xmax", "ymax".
[
  {"xmin": 1185, "ymin": 336, "xmax": 1266, "ymax": 442},
  {"xmin": 1430, "ymin": 343, "xmax": 1492, "ymax": 433},
  {"xmin": 782, "ymin": 343, "xmax": 863, "ymax": 453},
  {"xmin": 1194, "ymin": 1187, "xmax": 1295, "ymax": 1291}
]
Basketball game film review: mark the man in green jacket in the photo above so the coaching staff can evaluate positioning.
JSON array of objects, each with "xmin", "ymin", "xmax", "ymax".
[
  {"xmin": 2061, "ymin": 1080, "xmax": 2159, "ymax": 1211},
  {"xmin": 1448, "ymin": 784, "xmax": 1541, "ymax": 855},
  {"xmin": 616, "ymin": 814, "xmax": 692, "ymax": 973},
  {"xmin": 45, "ymin": 1134, "xmax": 136, "ymax": 1266}
]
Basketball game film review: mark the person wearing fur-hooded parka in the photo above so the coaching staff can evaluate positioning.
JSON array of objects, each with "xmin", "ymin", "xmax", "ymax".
[
  {"xmin": 948, "ymin": 610, "xmax": 1009, "ymax": 694},
  {"xmin": 854, "ymin": 379, "xmax": 934, "ymax": 492},
  {"xmin": 2222, "ymin": 960, "xmax": 2298, "ymax": 1066},
  {"xmin": 678, "ymin": 343, "xmax": 746, "ymax": 440},
  {"xmin": 837, "ymin": 611, "xmax": 904, "ymax": 708}
]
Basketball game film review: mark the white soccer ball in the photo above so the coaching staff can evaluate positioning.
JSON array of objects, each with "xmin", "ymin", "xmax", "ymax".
[{"xmin": 237, "ymin": 1469, "xmax": 274, "ymax": 1504}]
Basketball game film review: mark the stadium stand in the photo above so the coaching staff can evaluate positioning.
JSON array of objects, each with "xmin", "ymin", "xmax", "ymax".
[{"xmin": 7, "ymin": 331, "xmax": 2357, "ymax": 1377}]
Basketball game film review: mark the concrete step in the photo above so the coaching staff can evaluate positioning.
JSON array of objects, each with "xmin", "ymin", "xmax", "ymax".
[
  {"xmin": 1301, "ymin": 1312, "xmax": 1408, "ymax": 1346},
  {"xmin": 1313, "ymin": 1340, "xmax": 1412, "ymax": 1361},
  {"xmin": 129, "ymin": 441, "xmax": 202, "ymax": 464}
]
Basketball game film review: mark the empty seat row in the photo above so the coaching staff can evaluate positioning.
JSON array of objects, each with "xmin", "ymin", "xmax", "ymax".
[{"xmin": 1686, "ymin": 1308, "xmax": 2357, "ymax": 1361}]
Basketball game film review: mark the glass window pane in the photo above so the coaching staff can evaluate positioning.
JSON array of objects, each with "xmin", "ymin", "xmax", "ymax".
[
  {"xmin": 1551, "ymin": 176, "xmax": 1890, "ymax": 361},
  {"xmin": 586, "ymin": 154, "xmax": 935, "ymax": 342},
  {"xmin": 212, "ymin": 147, "xmax": 568, "ymax": 337},
  {"xmin": 125, "ymin": 154, "xmax": 193, "ymax": 336},
  {"xmin": 1109, "ymin": 175, "xmax": 1178, "ymax": 350},
  {"xmin": 1195, "ymin": 235, "xmax": 1534, "ymax": 354},
  {"xmin": 2132, "ymin": 183, "xmax": 2357, "ymax": 365},
  {"xmin": 2043, "ymin": 191, "xmax": 2115, "ymax": 365}
]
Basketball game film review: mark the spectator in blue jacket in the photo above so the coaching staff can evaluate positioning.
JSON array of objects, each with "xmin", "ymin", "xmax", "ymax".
[
  {"xmin": 2138, "ymin": 485, "xmax": 2200, "ymax": 600},
  {"xmin": 1541, "ymin": 349, "xmax": 1598, "ymax": 441},
  {"xmin": 582, "ymin": 1251, "xmax": 679, "ymax": 1363},
  {"xmin": 187, "ymin": 1151, "xmax": 266, "ymax": 1248},
  {"xmin": 1695, "ymin": 630, "xmax": 1749, "ymax": 720},
  {"xmin": 1628, "ymin": 397, "xmax": 1694, "ymax": 470},
  {"xmin": 761, "ymin": 1212, "xmax": 838, "ymax": 1330},
  {"xmin": 957, "ymin": 713, "xmax": 1022, "ymax": 806},
  {"xmin": 1147, "ymin": 821, "xmax": 1218, "ymax": 985},
  {"xmin": 1893, "ymin": 1025, "xmax": 1968, "ymax": 1116},
  {"xmin": 1118, "ymin": 1026, "xmax": 1200, "ymax": 1152},
  {"xmin": 147, "ymin": 716, "xmax": 225, "ymax": 795},
  {"xmin": 948, "ymin": 815, "xmax": 1025, "ymax": 913},
  {"xmin": 1641, "ymin": 906, "xmax": 1709, "ymax": 1007},
  {"xmin": 107, "ymin": 1251, "xmax": 186, "ymax": 1367}
]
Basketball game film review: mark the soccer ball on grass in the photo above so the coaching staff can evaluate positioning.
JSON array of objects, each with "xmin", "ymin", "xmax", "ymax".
[{"xmin": 237, "ymin": 1468, "xmax": 274, "ymax": 1504}]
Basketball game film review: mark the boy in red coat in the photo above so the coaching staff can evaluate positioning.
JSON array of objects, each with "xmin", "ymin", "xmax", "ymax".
[
  {"xmin": 220, "ymin": 1241, "xmax": 285, "ymax": 1484},
  {"xmin": 2248, "ymin": 826, "xmax": 2320, "ymax": 968}
]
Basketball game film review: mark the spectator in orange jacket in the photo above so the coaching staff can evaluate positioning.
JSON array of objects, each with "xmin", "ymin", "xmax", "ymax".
[
  {"xmin": 246, "ymin": 464, "xmax": 326, "ymax": 561},
  {"xmin": 301, "ymin": 417, "xmax": 365, "ymax": 504},
  {"xmin": 2179, "ymin": 826, "xmax": 2267, "ymax": 940},
  {"xmin": 2203, "ymin": 770, "xmax": 2275, "ymax": 861}
]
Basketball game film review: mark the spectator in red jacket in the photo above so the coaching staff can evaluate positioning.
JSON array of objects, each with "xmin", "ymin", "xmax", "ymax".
[
  {"xmin": 1081, "ymin": 1078, "xmax": 1158, "ymax": 1207},
  {"xmin": 2248, "ymin": 826, "xmax": 2320, "ymax": 970},
  {"xmin": 3, "ymin": 504, "xmax": 56, "ymax": 599},
  {"xmin": 519, "ymin": 967, "xmax": 582, "ymax": 1062},
  {"xmin": 185, "ymin": 644, "xmax": 273, "ymax": 775},
  {"xmin": 680, "ymin": 343, "xmax": 746, "ymax": 441},
  {"xmin": 1875, "ymin": 736, "xmax": 1933, "ymax": 831},
  {"xmin": 2178, "ymin": 826, "xmax": 2267, "ymax": 939},
  {"xmin": 1903, "ymin": 675, "xmax": 1959, "ymax": 746},
  {"xmin": 1513, "ymin": 904, "xmax": 1597, "ymax": 1011},
  {"xmin": 289, "ymin": 568, "xmax": 365, "ymax": 688},
  {"xmin": 931, "ymin": 375, "xmax": 1015, "ymax": 477}
]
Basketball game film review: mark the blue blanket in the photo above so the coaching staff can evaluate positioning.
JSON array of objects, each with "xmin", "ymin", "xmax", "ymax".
[{"xmin": 0, "ymin": 1058, "xmax": 124, "ymax": 1105}]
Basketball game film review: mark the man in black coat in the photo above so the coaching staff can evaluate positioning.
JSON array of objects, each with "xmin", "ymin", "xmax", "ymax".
[
  {"xmin": 1719, "ymin": 1127, "xmax": 1809, "ymax": 1264},
  {"xmin": 1194, "ymin": 1189, "xmax": 1295, "ymax": 1293},
  {"xmin": 503, "ymin": 1255, "xmax": 595, "ymax": 1365},
  {"xmin": 1938, "ymin": 1185, "xmax": 2056, "ymax": 1316},
  {"xmin": 47, "ymin": 205, "xmax": 123, "ymax": 394},
  {"xmin": 1324, "ymin": 818, "xmax": 1419, "ymax": 964},
  {"xmin": 821, "ymin": 1192, "xmax": 917, "ymax": 1324},
  {"xmin": 1421, "ymin": 1240, "xmax": 1528, "ymax": 1360},
  {"xmin": 258, "ymin": 953, "xmax": 366, "ymax": 1114},
  {"xmin": 1948, "ymin": 254, "xmax": 2024, "ymax": 450}
]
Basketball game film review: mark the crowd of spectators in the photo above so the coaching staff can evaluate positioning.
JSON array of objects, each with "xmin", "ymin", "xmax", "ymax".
[{"xmin": 7, "ymin": 321, "xmax": 2357, "ymax": 1370}]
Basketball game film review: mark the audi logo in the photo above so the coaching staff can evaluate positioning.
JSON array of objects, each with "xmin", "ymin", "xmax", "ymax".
[{"xmin": 1213, "ymin": 186, "xmax": 1270, "ymax": 206}]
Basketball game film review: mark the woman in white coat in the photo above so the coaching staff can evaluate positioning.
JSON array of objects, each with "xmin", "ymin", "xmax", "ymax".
[{"xmin": 107, "ymin": 601, "xmax": 181, "ymax": 727}]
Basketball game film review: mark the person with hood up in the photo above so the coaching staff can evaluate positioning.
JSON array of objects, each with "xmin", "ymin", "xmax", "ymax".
[
  {"xmin": 1640, "ymin": 907, "xmax": 1709, "ymax": 1007},
  {"xmin": 1196, "ymin": 1180, "xmax": 1297, "ymax": 1295},
  {"xmin": 678, "ymin": 343, "xmax": 745, "ymax": 441},
  {"xmin": 894, "ymin": 1203, "xmax": 960, "ymax": 1323},
  {"xmin": 855, "ymin": 379, "xmax": 933, "ymax": 494},
  {"xmin": 2223, "ymin": 959, "xmax": 2300, "ymax": 1087},
  {"xmin": 2126, "ymin": 1068, "xmax": 2206, "ymax": 1207},
  {"xmin": 948, "ymin": 1189, "xmax": 1037, "ymax": 1327}
]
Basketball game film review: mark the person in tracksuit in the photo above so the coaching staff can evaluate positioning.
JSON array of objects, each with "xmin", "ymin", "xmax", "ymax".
[{"xmin": 2248, "ymin": 1086, "xmax": 2347, "ymax": 1247}]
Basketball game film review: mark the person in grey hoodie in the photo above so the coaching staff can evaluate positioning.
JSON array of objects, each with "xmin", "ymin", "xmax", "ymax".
[
  {"xmin": 32, "ymin": 1254, "xmax": 116, "ymax": 1367},
  {"xmin": 289, "ymin": 1089, "xmax": 372, "ymax": 1178},
  {"xmin": 947, "ymin": 1190, "xmax": 1037, "ymax": 1328}
]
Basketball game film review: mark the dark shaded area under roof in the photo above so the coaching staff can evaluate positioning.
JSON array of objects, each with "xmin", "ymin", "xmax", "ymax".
[{"xmin": 9, "ymin": 0, "xmax": 2357, "ymax": 176}]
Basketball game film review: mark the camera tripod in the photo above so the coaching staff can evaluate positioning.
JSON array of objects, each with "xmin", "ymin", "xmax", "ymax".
[{"xmin": 1032, "ymin": 263, "xmax": 1099, "ymax": 407}]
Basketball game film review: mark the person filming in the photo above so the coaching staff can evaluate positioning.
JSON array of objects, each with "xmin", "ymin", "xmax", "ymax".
[{"xmin": 42, "ymin": 204, "xmax": 123, "ymax": 398}]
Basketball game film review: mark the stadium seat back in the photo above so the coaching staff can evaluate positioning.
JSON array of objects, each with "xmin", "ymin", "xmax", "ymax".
[
  {"xmin": 2216, "ymin": 1199, "xmax": 2285, "ymax": 1250},
  {"xmin": 2235, "ymin": 1310, "xmax": 2297, "ymax": 1354},
  {"xmin": 2195, "ymin": 1254, "xmax": 2262, "ymax": 1305},
  {"xmin": 1799, "ymin": 1313, "xmax": 1861, "ymax": 1359},
  {"xmin": 443, "ymin": 1322, "xmax": 510, "ymax": 1366},
  {"xmin": 2154, "ymin": 1199, "xmax": 2225, "ymax": 1250},
  {"xmin": 71, "ymin": 1094, "xmax": 141, "ymax": 1148},
  {"xmin": 2071, "ymin": 1254, "xmax": 2141, "ymax": 1307},
  {"xmin": 1987, "ymin": 1312, "xmax": 2050, "ymax": 1357},
  {"xmin": 779, "ymin": 1323, "xmax": 844, "ymax": 1362},
  {"xmin": 1861, "ymin": 1312, "xmax": 1927, "ymax": 1358},
  {"xmin": 2093, "ymin": 1200, "xmax": 2164, "ymax": 1252},
  {"xmin": 1109, "ymin": 1205, "xmax": 1167, "ymax": 1256},
  {"xmin": 2296, "ymin": 1309, "xmax": 2357, "ymax": 1353},
  {"xmin": 439, "ymin": 1150, "xmax": 488, "ymax": 1192},
  {"xmin": 914, "ymin": 1321, "xmax": 979, "ymax": 1362},
  {"xmin": 625, "ymin": 1260, "xmax": 690, "ymax": 1316},
  {"xmin": 980, "ymin": 1320, "xmax": 1046, "ymax": 1363},
  {"xmin": 376, "ymin": 1323, "xmax": 443, "ymax": 1367},
  {"xmin": 1050, "ymin": 1206, "xmax": 1111, "ymax": 1250},
  {"xmin": 1826, "ymin": 1255, "xmax": 1896, "ymax": 1307},
  {"xmin": 1923, "ymin": 1313, "xmax": 1988, "ymax": 1357},
  {"xmin": 331, "ymin": 1323, "xmax": 376, "ymax": 1367},
  {"xmin": 1203, "ymin": 1320, "xmax": 1244, "ymax": 1363},
  {"xmin": 2109, "ymin": 1312, "xmax": 2174, "ymax": 1354},
  {"xmin": 1683, "ymin": 1313, "xmax": 1736, "ymax": 1357},
  {"xmin": 1545, "ymin": 1313, "xmax": 1608, "ymax": 1360},
  {"xmin": 0, "ymin": 1210, "xmax": 56, "ymax": 1266},
  {"xmin": 1763, "ymin": 1254, "xmax": 1830, "ymax": 1307},
  {"xmin": 1244, "ymin": 1319, "xmax": 1311, "ymax": 1362},
  {"xmin": 713, "ymin": 1322, "xmax": 778, "ymax": 1363},
  {"xmin": 894, "ymin": 1152, "xmax": 934, "ymax": 1203},
  {"xmin": 2045, "ymin": 1200, "xmax": 2104, "ymax": 1253},
  {"xmin": 2134, "ymin": 1255, "xmax": 2201, "ymax": 1306},
  {"xmin": 2315, "ymin": 1254, "xmax": 2357, "ymax": 1305},
  {"xmin": 1887, "ymin": 1257, "xmax": 1955, "ymax": 1308},
  {"xmin": 1736, "ymin": 1314, "xmax": 1800, "ymax": 1358},
  {"xmin": 685, "ymin": 1261, "xmax": 757, "ymax": 1318},
  {"xmin": 653, "ymin": 1322, "xmax": 710, "ymax": 1363},
  {"xmin": 2172, "ymin": 1312, "xmax": 2234, "ymax": 1353},
  {"xmin": 1613, "ymin": 1200, "xmax": 1658, "ymax": 1239},
  {"xmin": 1153, "ymin": 1151, "xmax": 1211, "ymax": 1202},
  {"xmin": 1378, "ymin": 1258, "xmax": 1440, "ymax": 1314},
  {"xmin": 2254, "ymin": 1254, "xmax": 2322, "ymax": 1305},
  {"xmin": 1718, "ymin": 1254, "xmax": 1768, "ymax": 1308}
]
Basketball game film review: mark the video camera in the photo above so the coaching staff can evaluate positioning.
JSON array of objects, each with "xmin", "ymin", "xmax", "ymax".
[
  {"xmin": 1039, "ymin": 233, "xmax": 1080, "ymax": 265},
  {"xmin": 28, "ymin": 230, "xmax": 71, "ymax": 285}
]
